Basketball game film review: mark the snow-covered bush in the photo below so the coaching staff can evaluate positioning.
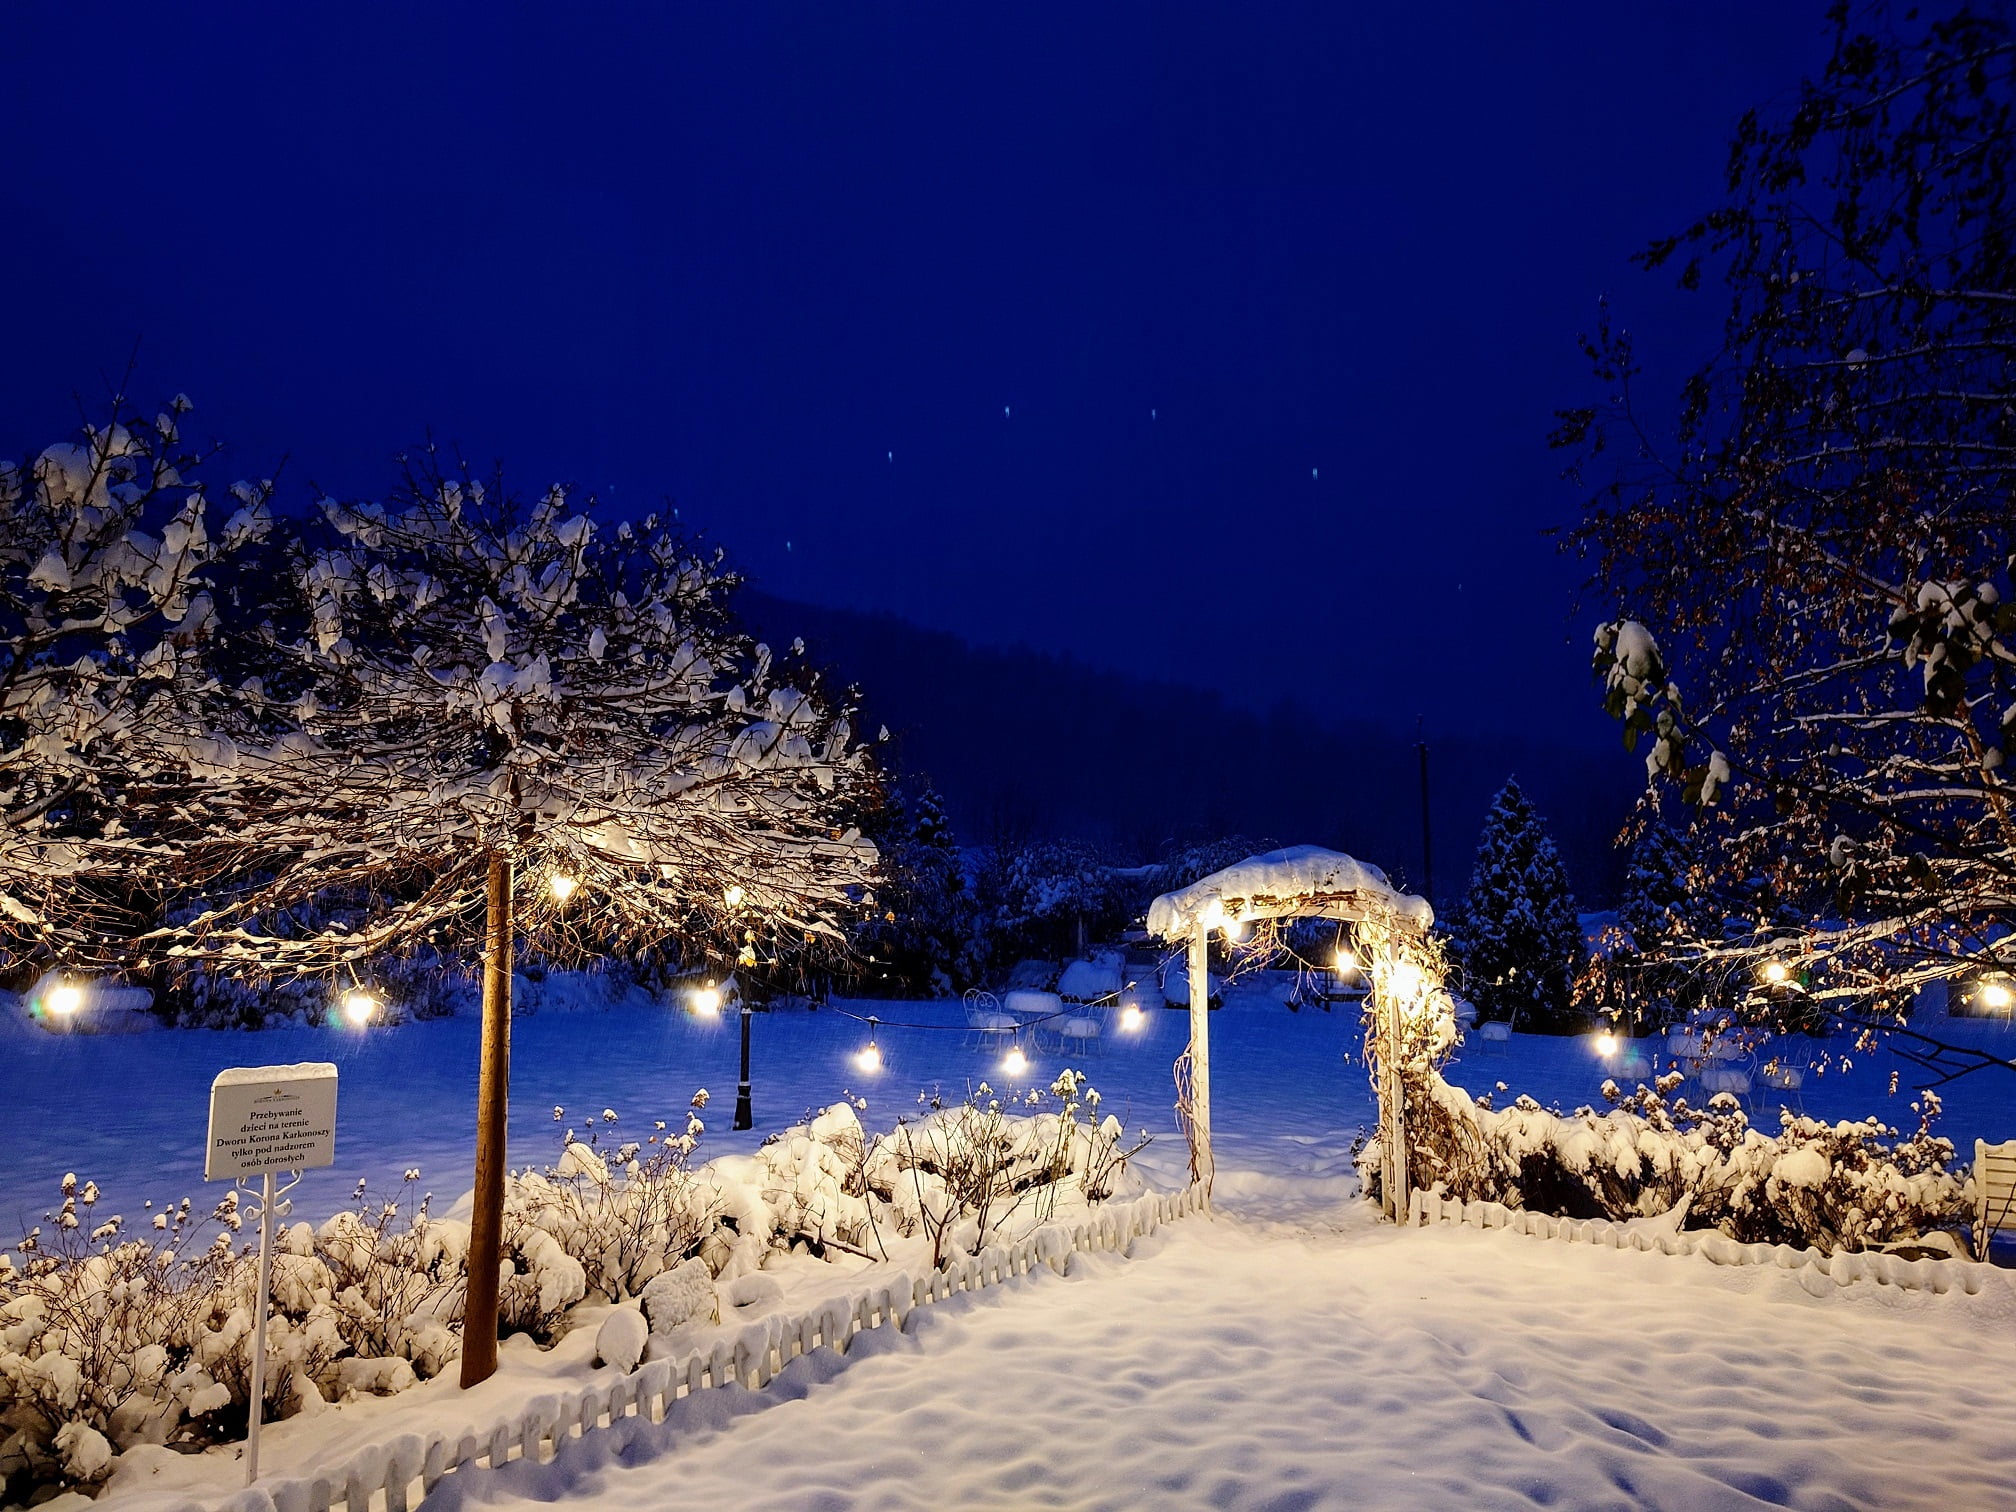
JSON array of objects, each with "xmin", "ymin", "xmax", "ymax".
[
  {"xmin": 0, "ymin": 1172, "xmax": 460, "ymax": 1500},
  {"xmin": 0, "ymin": 1177, "xmax": 241, "ymax": 1496},
  {"xmin": 865, "ymin": 1071, "xmax": 1148, "ymax": 1268},
  {"xmin": 312, "ymin": 1175, "xmax": 465, "ymax": 1372},
  {"xmin": 1399, "ymin": 1070, "xmax": 1969, "ymax": 1252},
  {"xmin": 167, "ymin": 944, "xmax": 476, "ymax": 1029},
  {"xmin": 0, "ymin": 1077, "xmax": 1136, "ymax": 1502},
  {"xmin": 749, "ymin": 1102, "xmax": 876, "ymax": 1258},
  {"xmin": 502, "ymin": 1094, "xmax": 720, "ymax": 1331}
]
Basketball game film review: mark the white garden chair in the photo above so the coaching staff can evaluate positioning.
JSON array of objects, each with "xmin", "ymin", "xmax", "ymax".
[
  {"xmin": 1976, "ymin": 1139, "xmax": 2016, "ymax": 1261},
  {"xmin": 963, "ymin": 989, "xmax": 1017, "ymax": 1051},
  {"xmin": 1475, "ymin": 1019, "xmax": 1512, "ymax": 1053},
  {"xmin": 1758, "ymin": 1037, "xmax": 1815, "ymax": 1114},
  {"xmin": 1050, "ymin": 1004, "xmax": 1104, "ymax": 1058},
  {"xmin": 1698, "ymin": 1056, "xmax": 1755, "ymax": 1110}
]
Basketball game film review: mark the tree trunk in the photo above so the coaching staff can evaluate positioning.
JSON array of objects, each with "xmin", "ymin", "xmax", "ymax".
[{"xmin": 460, "ymin": 851, "xmax": 513, "ymax": 1388}]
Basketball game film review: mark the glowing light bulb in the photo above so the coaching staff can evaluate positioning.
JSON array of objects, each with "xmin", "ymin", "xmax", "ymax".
[
  {"xmin": 723, "ymin": 885, "xmax": 746, "ymax": 909},
  {"xmin": 1762, "ymin": 961, "xmax": 1790, "ymax": 984},
  {"xmin": 1335, "ymin": 947, "xmax": 1358, "ymax": 976},
  {"xmin": 1223, "ymin": 917, "xmax": 1248, "ymax": 943},
  {"xmin": 1595, "ymin": 1031, "xmax": 1618, "ymax": 1056},
  {"xmin": 45, "ymin": 984, "xmax": 82, "ymax": 1016},
  {"xmin": 342, "ymin": 990, "xmax": 378, "ymax": 1026},
  {"xmin": 1001, "ymin": 1046, "xmax": 1029, "ymax": 1077},
  {"xmin": 692, "ymin": 986, "xmax": 722, "ymax": 1015},
  {"xmin": 1981, "ymin": 980, "xmax": 2013, "ymax": 1011},
  {"xmin": 548, "ymin": 873, "xmax": 579, "ymax": 903},
  {"xmin": 1119, "ymin": 1004, "xmax": 1144, "ymax": 1032},
  {"xmin": 1389, "ymin": 962, "xmax": 1424, "ymax": 999}
]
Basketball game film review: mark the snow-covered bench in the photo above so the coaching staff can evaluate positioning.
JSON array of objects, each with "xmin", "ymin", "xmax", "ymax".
[
  {"xmin": 1976, "ymin": 1139, "xmax": 2016, "ymax": 1260},
  {"xmin": 1475, "ymin": 1019, "xmax": 1512, "ymax": 1051}
]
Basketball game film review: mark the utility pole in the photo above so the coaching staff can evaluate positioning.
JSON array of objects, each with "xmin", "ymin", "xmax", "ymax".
[{"xmin": 1416, "ymin": 716, "xmax": 1434, "ymax": 907}]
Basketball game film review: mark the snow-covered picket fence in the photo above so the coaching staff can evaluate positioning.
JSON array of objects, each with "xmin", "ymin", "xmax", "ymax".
[
  {"xmin": 1405, "ymin": 1185, "xmax": 1999, "ymax": 1297},
  {"xmin": 173, "ymin": 1184, "xmax": 1206, "ymax": 1512}
]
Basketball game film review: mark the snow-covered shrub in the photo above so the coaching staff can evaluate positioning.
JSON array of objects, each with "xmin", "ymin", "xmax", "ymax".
[
  {"xmin": 750, "ymin": 1102, "xmax": 876, "ymax": 1256},
  {"xmin": 0, "ymin": 1178, "xmax": 243, "ymax": 1497},
  {"xmin": 639, "ymin": 1258, "xmax": 718, "ymax": 1333},
  {"xmin": 1398, "ymin": 1069, "xmax": 1969, "ymax": 1252},
  {"xmin": 312, "ymin": 1174, "xmax": 465, "ymax": 1372},
  {"xmin": 183, "ymin": 1254, "xmax": 348, "ymax": 1425},
  {"xmin": 165, "ymin": 940, "xmax": 477, "ymax": 1030},
  {"xmin": 594, "ymin": 1305, "xmax": 647, "ymax": 1373},
  {"xmin": 0, "ymin": 1079, "xmax": 1148, "ymax": 1502},
  {"xmin": 0, "ymin": 1168, "xmax": 475, "ymax": 1500},
  {"xmin": 502, "ymin": 1093, "xmax": 720, "ymax": 1329},
  {"xmin": 864, "ymin": 1072, "xmax": 1148, "ymax": 1268}
]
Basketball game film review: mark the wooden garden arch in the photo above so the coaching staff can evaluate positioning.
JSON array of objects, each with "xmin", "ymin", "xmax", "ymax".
[{"xmin": 1146, "ymin": 845, "xmax": 1436, "ymax": 1219}]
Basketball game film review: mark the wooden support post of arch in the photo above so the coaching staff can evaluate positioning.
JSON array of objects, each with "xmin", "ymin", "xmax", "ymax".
[{"xmin": 1186, "ymin": 926, "xmax": 1213, "ymax": 1198}]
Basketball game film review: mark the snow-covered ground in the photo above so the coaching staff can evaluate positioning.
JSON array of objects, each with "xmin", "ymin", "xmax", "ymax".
[
  {"xmin": 10, "ymin": 973, "xmax": 2016, "ymax": 1511},
  {"xmin": 6, "ymin": 973, "xmax": 2011, "ymax": 1240},
  {"xmin": 412, "ymin": 1175, "xmax": 2016, "ymax": 1512}
]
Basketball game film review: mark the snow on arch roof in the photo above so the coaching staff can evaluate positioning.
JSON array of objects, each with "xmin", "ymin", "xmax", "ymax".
[{"xmin": 1146, "ymin": 844, "xmax": 1432, "ymax": 940}]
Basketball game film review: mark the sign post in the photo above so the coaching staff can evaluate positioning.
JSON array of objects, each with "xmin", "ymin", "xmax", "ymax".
[{"xmin": 206, "ymin": 1063, "xmax": 338, "ymax": 1485}]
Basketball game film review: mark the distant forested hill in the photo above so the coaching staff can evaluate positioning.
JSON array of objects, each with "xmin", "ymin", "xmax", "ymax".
[{"xmin": 741, "ymin": 590, "xmax": 1638, "ymax": 907}]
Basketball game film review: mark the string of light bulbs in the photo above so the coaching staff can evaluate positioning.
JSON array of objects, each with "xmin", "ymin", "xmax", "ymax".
[{"xmin": 822, "ymin": 991, "xmax": 1150, "ymax": 1079}]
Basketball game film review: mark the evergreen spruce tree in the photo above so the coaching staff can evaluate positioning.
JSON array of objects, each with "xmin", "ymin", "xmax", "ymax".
[
  {"xmin": 1455, "ymin": 777, "xmax": 1585, "ymax": 1032},
  {"xmin": 1618, "ymin": 815, "xmax": 1699, "ymax": 958}
]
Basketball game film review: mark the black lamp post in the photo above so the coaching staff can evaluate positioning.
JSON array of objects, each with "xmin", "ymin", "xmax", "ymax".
[{"xmin": 734, "ymin": 999, "xmax": 754, "ymax": 1130}]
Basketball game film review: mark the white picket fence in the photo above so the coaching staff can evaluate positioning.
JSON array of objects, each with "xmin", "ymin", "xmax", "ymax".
[
  {"xmin": 186, "ymin": 1184, "xmax": 1206, "ymax": 1512},
  {"xmin": 1406, "ymin": 1185, "xmax": 2000, "ymax": 1297}
]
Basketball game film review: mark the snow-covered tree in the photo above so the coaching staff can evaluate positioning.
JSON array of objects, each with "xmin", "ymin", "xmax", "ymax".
[
  {"xmin": 0, "ymin": 398, "xmax": 271, "ymax": 963},
  {"xmin": 122, "ymin": 448, "xmax": 877, "ymax": 1385},
  {"xmin": 974, "ymin": 836, "xmax": 1121, "ymax": 965},
  {"xmin": 1618, "ymin": 813, "xmax": 1702, "ymax": 959},
  {"xmin": 854, "ymin": 782, "xmax": 978, "ymax": 992},
  {"xmin": 1576, "ymin": 810, "xmax": 1717, "ymax": 1028},
  {"xmin": 1453, "ymin": 778, "xmax": 1584, "ymax": 1032},
  {"xmin": 1565, "ymin": 4, "xmax": 2016, "ymax": 1081},
  {"xmin": 154, "ymin": 464, "xmax": 875, "ymax": 970},
  {"xmin": 1154, "ymin": 835, "xmax": 1262, "ymax": 894}
]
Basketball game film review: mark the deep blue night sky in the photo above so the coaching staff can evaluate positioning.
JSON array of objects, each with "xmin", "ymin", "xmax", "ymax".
[{"xmin": 3, "ymin": 3, "xmax": 1827, "ymax": 754}]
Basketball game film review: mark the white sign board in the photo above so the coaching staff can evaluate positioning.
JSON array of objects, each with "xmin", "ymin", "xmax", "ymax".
[{"xmin": 206, "ymin": 1063, "xmax": 338, "ymax": 1180}]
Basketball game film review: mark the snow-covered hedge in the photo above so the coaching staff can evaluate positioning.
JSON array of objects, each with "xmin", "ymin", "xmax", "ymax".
[
  {"xmin": 155, "ymin": 957, "xmax": 648, "ymax": 1031},
  {"xmin": 1380, "ymin": 1068, "xmax": 1970, "ymax": 1253},
  {"xmin": 0, "ymin": 1074, "xmax": 1143, "ymax": 1504}
]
